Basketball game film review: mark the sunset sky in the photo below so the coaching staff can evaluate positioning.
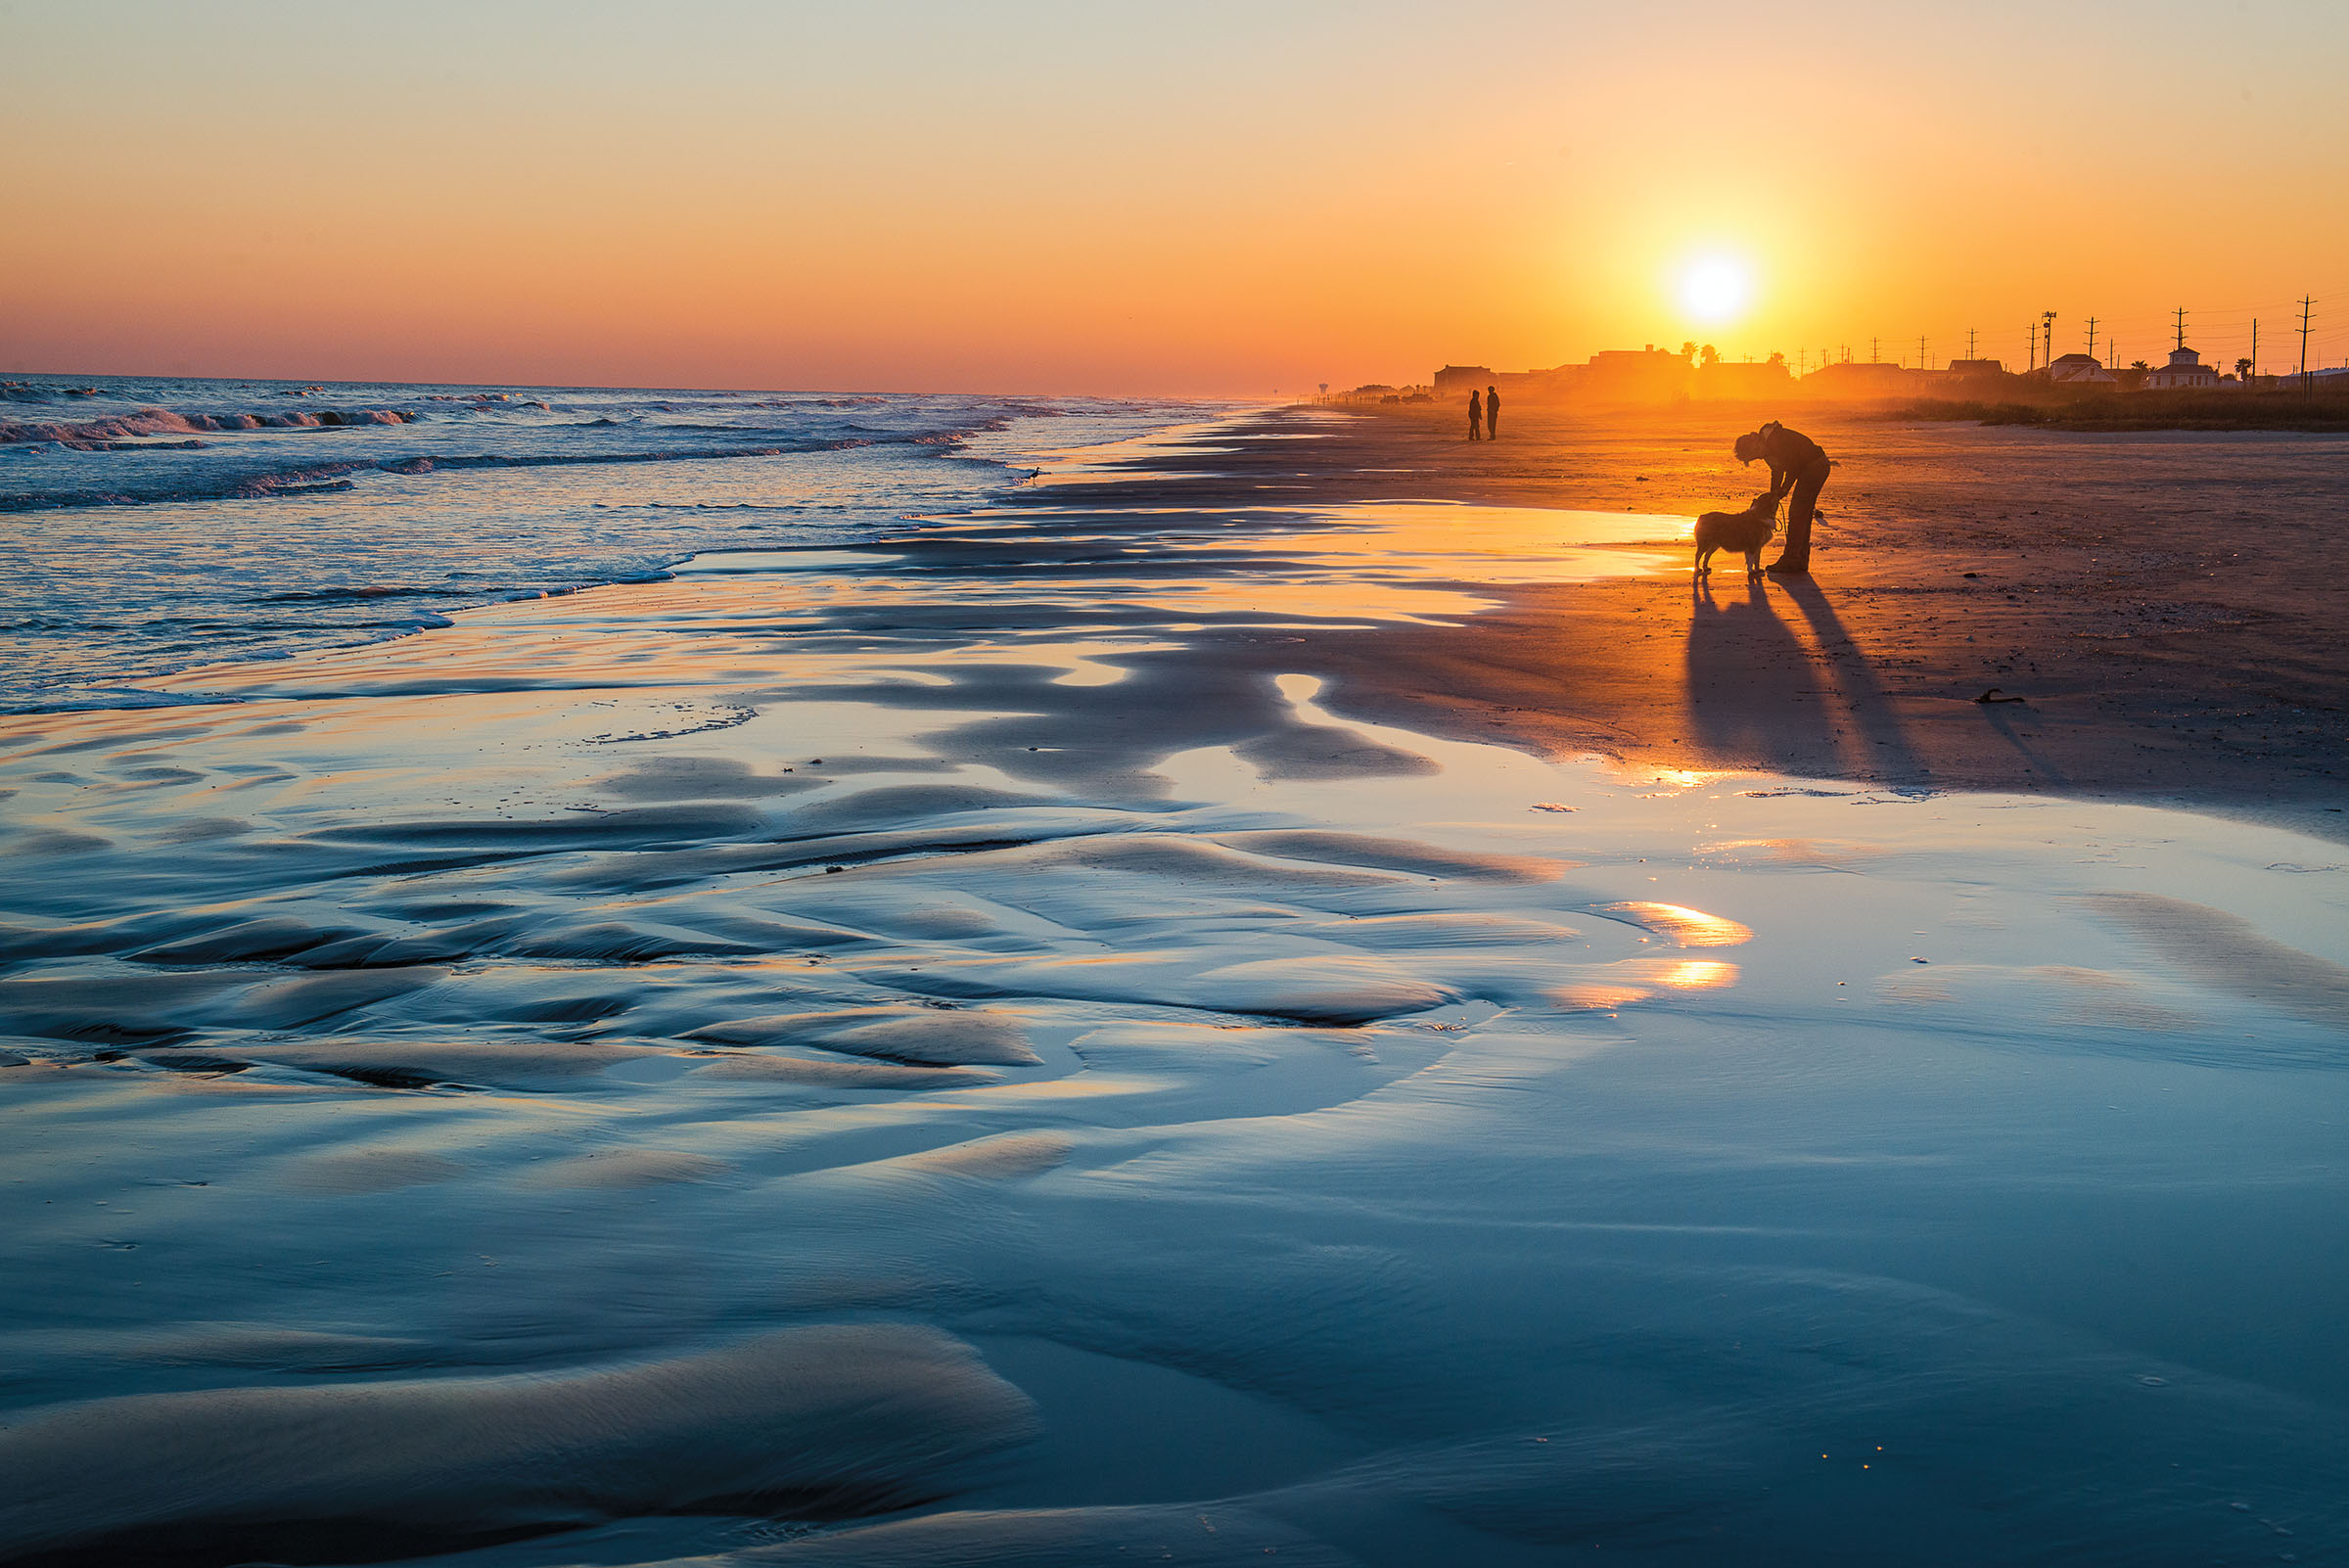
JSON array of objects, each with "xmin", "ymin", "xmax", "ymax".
[{"xmin": 6, "ymin": 0, "xmax": 2345, "ymax": 394}]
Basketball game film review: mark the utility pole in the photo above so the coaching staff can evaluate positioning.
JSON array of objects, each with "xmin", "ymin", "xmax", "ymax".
[
  {"xmin": 2027, "ymin": 320, "xmax": 2037, "ymax": 372},
  {"xmin": 2173, "ymin": 307, "xmax": 2188, "ymax": 351},
  {"xmin": 1918, "ymin": 334, "xmax": 1928, "ymax": 370},
  {"xmin": 1870, "ymin": 336, "xmax": 1880, "ymax": 364},
  {"xmin": 2298, "ymin": 297, "xmax": 2316, "ymax": 392},
  {"xmin": 2043, "ymin": 311, "xmax": 2058, "ymax": 373},
  {"xmin": 2086, "ymin": 316, "xmax": 2098, "ymax": 363},
  {"xmin": 1966, "ymin": 327, "xmax": 1979, "ymax": 360},
  {"xmin": 2250, "ymin": 319, "xmax": 2258, "ymax": 383}
]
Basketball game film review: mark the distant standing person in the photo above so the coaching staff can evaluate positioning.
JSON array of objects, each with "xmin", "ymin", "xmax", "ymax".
[
  {"xmin": 1733, "ymin": 420, "xmax": 1831, "ymax": 574},
  {"xmin": 1467, "ymin": 389, "xmax": 1484, "ymax": 440},
  {"xmin": 1484, "ymin": 385, "xmax": 1500, "ymax": 439}
]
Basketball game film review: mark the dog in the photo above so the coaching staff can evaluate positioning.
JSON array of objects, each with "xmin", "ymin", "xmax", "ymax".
[{"xmin": 1693, "ymin": 493, "xmax": 1779, "ymax": 578}]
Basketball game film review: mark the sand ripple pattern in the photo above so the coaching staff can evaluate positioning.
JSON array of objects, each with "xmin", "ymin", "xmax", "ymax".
[{"xmin": 4, "ymin": 484, "xmax": 2349, "ymax": 1565}]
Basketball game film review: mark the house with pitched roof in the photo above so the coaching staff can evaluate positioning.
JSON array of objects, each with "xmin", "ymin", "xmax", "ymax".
[
  {"xmin": 2142, "ymin": 346, "xmax": 2220, "ymax": 391},
  {"xmin": 2047, "ymin": 352, "xmax": 2116, "ymax": 386}
]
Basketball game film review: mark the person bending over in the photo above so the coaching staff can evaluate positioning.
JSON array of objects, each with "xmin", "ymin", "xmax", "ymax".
[{"xmin": 1733, "ymin": 420, "xmax": 1830, "ymax": 574}]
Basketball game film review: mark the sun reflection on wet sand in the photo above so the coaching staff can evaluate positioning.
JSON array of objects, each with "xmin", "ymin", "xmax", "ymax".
[
  {"xmin": 1018, "ymin": 416, "xmax": 1257, "ymax": 485},
  {"xmin": 1590, "ymin": 900, "xmax": 1756, "ymax": 946},
  {"xmin": 135, "ymin": 496, "xmax": 1711, "ymax": 707},
  {"xmin": 1651, "ymin": 957, "xmax": 1741, "ymax": 990}
]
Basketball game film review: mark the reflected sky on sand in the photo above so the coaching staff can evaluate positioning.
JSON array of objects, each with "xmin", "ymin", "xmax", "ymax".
[{"xmin": 3, "ymin": 478, "xmax": 2348, "ymax": 1567}]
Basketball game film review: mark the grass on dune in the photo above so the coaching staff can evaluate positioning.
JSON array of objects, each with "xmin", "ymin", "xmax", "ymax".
[{"xmin": 1888, "ymin": 388, "xmax": 2349, "ymax": 433}]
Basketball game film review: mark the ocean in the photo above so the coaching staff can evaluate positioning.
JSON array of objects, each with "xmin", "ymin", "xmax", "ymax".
[{"xmin": 0, "ymin": 375, "xmax": 1201, "ymax": 710}]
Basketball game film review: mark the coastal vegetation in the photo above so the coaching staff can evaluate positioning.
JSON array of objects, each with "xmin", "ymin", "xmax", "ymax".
[{"xmin": 1888, "ymin": 386, "xmax": 2349, "ymax": 432}]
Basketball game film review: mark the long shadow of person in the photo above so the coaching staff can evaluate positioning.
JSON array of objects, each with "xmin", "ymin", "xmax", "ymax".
[
  {"xmin": 1684, "ymin": 571, "xmax": 1819, "ymax": 767},
  {"xmin": 1772, "ymin": 576, "xmax": 1928, "ymax": 785}
]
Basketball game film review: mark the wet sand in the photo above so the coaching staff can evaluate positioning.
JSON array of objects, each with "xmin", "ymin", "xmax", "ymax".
[
  {"xmin": 1064, "ymin": 404, "xmax": 2348, "ymax": 838},
  {"xmin": 4, "ymin": 416, "xmax": 2349, "ymax": 1566}
]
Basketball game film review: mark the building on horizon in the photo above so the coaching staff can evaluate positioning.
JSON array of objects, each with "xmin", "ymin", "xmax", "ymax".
[
  {"xmin": 1441, "ymin": 364, "xmax": 1578, "ymax": 402},
  {"xmin": 1433, "ymin": 346, "xmax": 1697, "ymax": 404},
  {"xmin": 1319, "ymin": 381, "xmax": 1433, "ymax": 404},
  {"xmin": 2047, "ymin": 352, "xmax": 2117, "ymax": 387},
  {"xmin": 1578, "ymin": 346, "xmax": 1690, "ymax": 402},
  {"xmin": 2142, "ymin": 346, "xmax": 2219, "ymax": 391},
  {"xmin": 1693, "ymin": 356, "xmax": 1792, "ymax": 399},
  {"xmin": 1432, "ymin": 365, "xmax": 1495, "ymax": 400},
  {"xmin": 1434, "ymin": 342, "xmax": 2054, "ymax": 405},
  {"xmin": 1797, "ymin": 360, "xmax": 1914, "ymax": 398}
]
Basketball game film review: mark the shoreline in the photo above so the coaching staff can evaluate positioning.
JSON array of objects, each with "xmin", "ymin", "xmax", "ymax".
[
  {"xmin": 29, "ymin": 397, "xmax": 2345, "ymax": 842},
  {"xmin": 1022, "ymin": 402, "xmax": 2347, "ymax": 842},
  {"xmin": 6, "ymin": 403, "xmax": 2349, "ymax": 1564},
  {"xmin": 0, "ymin": 380, "xmax": 1220, "ymax": 708}
]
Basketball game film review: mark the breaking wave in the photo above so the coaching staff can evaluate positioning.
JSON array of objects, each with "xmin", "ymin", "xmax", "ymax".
[
  {"xmin": 1, "ymin": 430, "xmax": 1015, "ymax": 513},
  {"xmin": 0, "ymin": 407, "xmax": 421, "ymax": 446},
  {"xmin": 0, "ymin": 375, "xmax": 1209, "ymax": 710},
  {"xmin": 0, "ymin": 444, "xmax": 828, "ymax": 512}
]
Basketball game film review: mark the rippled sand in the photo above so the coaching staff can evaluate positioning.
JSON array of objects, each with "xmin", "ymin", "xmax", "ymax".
[{"xmin": 4, "ymin": 447, "xmax": 2348, "ymax": 1565}]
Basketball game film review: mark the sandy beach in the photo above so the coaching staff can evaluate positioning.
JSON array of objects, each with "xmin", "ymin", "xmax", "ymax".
[
  {"xmin": 4, "ymin": 409, "xmax": 2348, "ymax": 1565},
  {"xmin": 1054, "ymin": 404, "xmax": 2349, "ymax": 838}
]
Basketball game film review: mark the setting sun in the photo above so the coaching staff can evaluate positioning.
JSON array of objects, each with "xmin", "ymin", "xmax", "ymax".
[{"xmin": 1678, "ymin": 254, "xmax": 1756, "ymax": 326}]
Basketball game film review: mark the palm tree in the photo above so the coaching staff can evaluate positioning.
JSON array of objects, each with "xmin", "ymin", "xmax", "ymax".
[{"xmin": 2234, "ymin": 357, "xmax": 2254, "ymax": 384}]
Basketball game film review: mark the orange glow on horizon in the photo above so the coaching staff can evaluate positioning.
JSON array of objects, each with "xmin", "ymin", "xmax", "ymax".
[{"xmin": 4, "ymin": 5, "xmax": 2345, "ymax": 393}]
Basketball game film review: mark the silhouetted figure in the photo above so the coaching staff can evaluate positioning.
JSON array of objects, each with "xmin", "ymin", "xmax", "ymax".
[
  {"xmin": 1734, "ymin": 421, "xmax": 1830, "ymax": 574},
  {"xmin": 1467, "ymin": 390, "xmax": 1484, "ymax": 440},
  {"xmin": 1484, "ymin": 385, "xmax": 1500, "ymax": 439}
]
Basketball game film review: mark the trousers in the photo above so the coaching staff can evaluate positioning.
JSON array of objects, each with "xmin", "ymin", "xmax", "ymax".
[{"xmin": 1774, "ymin": 460, "xmax": 1829, "ymax": 571}]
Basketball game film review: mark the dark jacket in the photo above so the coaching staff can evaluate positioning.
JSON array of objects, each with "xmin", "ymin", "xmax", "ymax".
[{"xmin": 1756, "ymin": 422, "xmax": 1827, "ymax": 494}]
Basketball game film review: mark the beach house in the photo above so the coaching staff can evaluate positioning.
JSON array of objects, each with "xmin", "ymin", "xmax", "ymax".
[
  {"xmin": 1432, "ymin": 366, "xmax": 1496, "ymax": 400},
  {"xmin": 1798, "ymin": 360, "xmax": 1914, "ymax": 398},
  {"xmin": 1578, "ymin": 346, "xmax": 1693, "ymax": 403},
  {"xmin": 2142, "ymin": 346, "xmax": 2220, "ymax": 391},
  {"xmin": 1693, "ymin": 357, "xmax": 1793, "ymax": 399},
  {"xmin": 2046, "ymin": 352, "xmax": 2118, "ymax": 387}
]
